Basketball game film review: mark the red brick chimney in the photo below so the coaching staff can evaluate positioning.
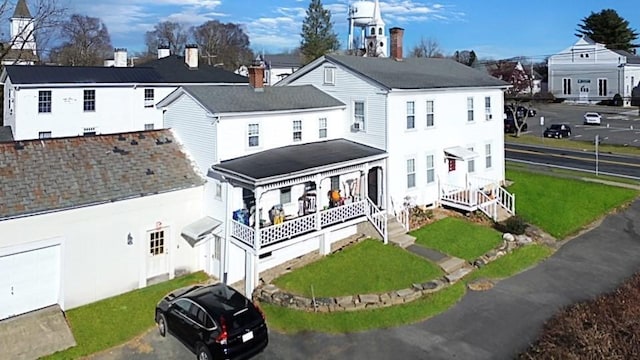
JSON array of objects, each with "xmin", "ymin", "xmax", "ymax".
[
  {"xmin": 248, "ymin": 60, "xmax": 265, "ymax": 90},
  {"xmin": 389, "ymin": 27, "xmax": 405, "ymax": 61}
]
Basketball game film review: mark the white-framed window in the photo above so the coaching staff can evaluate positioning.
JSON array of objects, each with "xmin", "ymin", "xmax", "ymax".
[
  {"xmin": 330, "ymin": 175, "xmax": 340, "ymax": 190},
  {"xmin": 406, "ymin": 101, "xmax": 415, "ymax": 129},
  {"xmin": 144, "ymin": 89, "xmax": 154, "ymax": 108},
  {"xmin": 468, "ymin": 147, "xmax": 475, "ymax": 173},
  {"xmin": 248, "ymin": 123, "xmax": 259, "ymax": 147},
  {"xmin": 324, "ymin": 67, "xmax": 335, "ymax": 85},
  {"xmin": 598, "ymin": 78, "xmax": 607, "ymax": 96},
  {"xmin": 426, "ymin": 154, "xmax": 435, "ymax": 184},
  {"xmin": 485, "ymin": 143, "xmax": 492, "ymax": 169},
  {"xmin": 280, "ymin": 187, "xmax": 292, "ymax": 204},
  {"xmin": 144, "ymin": 123, "xmax": 154, "ymax": 130},
  {"xmin": 353, "ymin": 101, "xmax": 365, "ymax": 131},
  {"xmin": 83, "ymin": 90, "xmax": 95, "ymax": 112},
  {"xmin": 407, "ymin": 158, "xmax": 416, "ymax": 188},
  {"xmin": 38, "ymin": 131, "xmax": 51, "ymax": 139},
  {"xmin": 149, "ymin": 230, "xmax": 165, "ymax": 256},
  {"xmin": 467, "ymin": 97, "xmax": 474, "ymax": 122},
  {"xmin": 293, "ymin": 120, "xmax": 302, "ymax": 141},
  {"xmin": 563, "ymin": 78, "xmax": 571, "ymax": 95},
  {"xmin": 215, "ymin": 182, "xmax": 222, "ymax": 199},
  {"xmin": 38, "ymin": 90, "xmax": 52, "ymax": 113},
  {"xmin": 426, "ymin": 100, "xmax": 434, "ymax": 127},
  {"xmin": 318, "ymin": 117, "xmax": 327, "ymax": 138},
  {"xmin": 484, "ymin": 96, "xmax": 491, "ymax": 120}
]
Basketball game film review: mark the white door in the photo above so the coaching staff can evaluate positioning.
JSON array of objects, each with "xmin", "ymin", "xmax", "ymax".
[
  {"xmin": 0, "ymin": 245, "xmax": 61, "ymax": 320},
  {"xmin": 147, "ymin": 228, "xmax": 169, "ymax": 279},
  {"xmin": 210, "ymin": 235, "xmax": 222, "ymax": 279}
]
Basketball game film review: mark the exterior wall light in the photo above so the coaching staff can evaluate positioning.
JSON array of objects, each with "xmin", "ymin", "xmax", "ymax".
[{"xmin": 127, "ymin": 233, "xmax": 133, "ymax": 245}]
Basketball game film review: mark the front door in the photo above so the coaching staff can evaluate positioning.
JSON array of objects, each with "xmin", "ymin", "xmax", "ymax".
[
  {"xmin": 368, "ymin": 167, "xmax": 379, "ymax": 206},
  {"xmin": 147, "ymin": 228, "xmax": 169, "ymax": 279}
]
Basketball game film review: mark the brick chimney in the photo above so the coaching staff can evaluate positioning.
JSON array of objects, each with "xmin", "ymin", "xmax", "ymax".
[
  {"xmin": 157, "ymin": 45, "xmax": 170, "ymax": 59},
  {"xmin": 248, "ymin": 59, "xmax": 265, "ymax": 91},
  {"xmin": 185, "ymin": 44, "xmax": 198, "ymax": 68},
  {"xmin": 114, "ymin": 48, "xmax": 127, "ymax": 67},
  {"xmin": 389, "ymin": 27, "xmax": 404, "ymax": 61}
]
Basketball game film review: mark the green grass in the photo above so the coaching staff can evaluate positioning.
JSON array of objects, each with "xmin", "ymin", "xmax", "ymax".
[
  {"xmin": 262, "ymin": 282, "xmax": 466, "ymax": 333},
  {"xmin": 272, "ymin": 240, "xmax": 442, "ymax": 298},
  {"xmin": 45, "ymin": 272, "xmax": 209, "ymax": 360},
  {"xmin": 507, "ymin": 169, "xmax": 638, "ymax": 238},
  {"xmin": 465, "ymin": 244, "xmax": 554, "ymax": 282},
  {"xmin": 410, "ymin": 218, "xmax": 502, "ymax": 261}
]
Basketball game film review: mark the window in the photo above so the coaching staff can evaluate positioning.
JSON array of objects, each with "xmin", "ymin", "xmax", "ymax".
[
  {"xmin": 149, "ymin": 230, "xmax": 165, "ymax": 256},
  {"xmin": 426, "ymin": 100, "xmax": 434, "ymax": 127},
  {"xmin": 38, "ymin": 131, "xmax": 51, "ymax": 139},
  {"xmin": 144, "ymin": 123, "xmax": 154, "ymax": 130},
  {"xmin": 330, "ymin": 176, "xmax": 339, "ymax": 190},
  {"xmin": 318, "ymin": 117, "xmax": 327, "ymax": 138},
  {"xmin": 83, "ymin": 127, "xmax": 96, "ymax": 136},
  {"xmin": 467, "ymin": 97, "xmax": 474, "ymax": 122},
  {"xmin": 280, "ymin": 187, "xmax": 291, "ymax": 204},
  {"xmin": 426, "ymin": 154, "xmax": 435, "ymax": 184},
  {"xmin": 292, "ymin": 120, "xmax": 302, "ymax": 141},
  {"xmin": 598, "ymin": 78, "xmax": 607, "ymax": 97},
  {"xmin": 406, "ymin": 101, "xmax": 415, "ymax": 129},
  {"xmin": 563, "ymin": 78, "xmax": 572, "ymax": 95},
  {"xmin": 467, "ymin": 147, "xmax": 475, "ymax": 173},
  {"xmin": 353, "ymin": 101, "xmax": 365, "ymax": 130},
  {"xmin": 83, "ymin": 90, "xmax": 95, "ymax": 111},
  {"xmin": 215, "ymin": 182, "xmax": 222, "ymax": 199},
  {"xmin": 38, "ymin": 90, "xmax": 51, "ymax": 113},
  {"xmin": 212, "ymin": 236, "xmax": 221, "ymax": 261},
  {"xmin": 248, "ymin": 123, "xmax": 259, "ymax": 147},
  {"xmin": 407, "ymin": 158, "xmax": 416, "ymax": 188},
  {"xmin": 144, "ymin": 89, "xmax": 154, "ymax": 108},
  {"xmin": 324, "ymin": 67, "xmax": 335, "ymax": 85},
  {"xmin": 485, "ymin": 143, "xmax": 492, "ymax": 169},
  {"xmin": 484, "ymin": 96, "xmax": 491, "ymax": 120}
]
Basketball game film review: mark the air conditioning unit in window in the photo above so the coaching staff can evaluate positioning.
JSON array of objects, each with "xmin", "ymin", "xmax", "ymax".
[
  {"xmin": 351, "ymin": 123, "xmax": 361, "ymax": 132},
  {"xmin": 485, "ymin": 114, "xmax": 492, "ymax": 120}
]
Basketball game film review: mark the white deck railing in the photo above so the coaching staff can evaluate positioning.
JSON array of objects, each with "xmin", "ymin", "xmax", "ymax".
[
  {"xmin": 365, "ymin": 197, "xmax": 387, "ymax": 241},
  {"xmin": 230, "ymin": 220, "xmax": 255, "ymax": 247},
  {"xmin": 477, "ymin": 190, "xmax": 497, "ymax": 221},
  {"xmin": 320, "ymin": 200, "xmax": 366, "ymax": 227},
  {"xmin": 260, "ymin": 213, "xmax": 316, "ymax": 247},
  {"xmin": 498, "ymin": 187, "xmax": 516, "ymax": 215}
]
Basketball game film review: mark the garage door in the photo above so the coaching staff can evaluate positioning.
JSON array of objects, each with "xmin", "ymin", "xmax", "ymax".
[{"xmin": 0, "ymin": 244, "xmax": 61, "ymax": 320}]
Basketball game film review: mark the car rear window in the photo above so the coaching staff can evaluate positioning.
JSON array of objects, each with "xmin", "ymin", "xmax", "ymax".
[{"xmin": 225, "ymin": 306, "xmax": 261, "ymax": 331}]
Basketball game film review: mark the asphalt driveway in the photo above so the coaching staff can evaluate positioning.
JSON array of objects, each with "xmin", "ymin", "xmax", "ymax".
[{"xmin": 91, "ymin": 200, "xmax": 640, "ymax": 360}]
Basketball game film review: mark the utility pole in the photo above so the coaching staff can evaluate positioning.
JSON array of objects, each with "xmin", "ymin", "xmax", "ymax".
[{"xmin": 595, "ymin": 134, "xmax": 599, "ymax": 176}]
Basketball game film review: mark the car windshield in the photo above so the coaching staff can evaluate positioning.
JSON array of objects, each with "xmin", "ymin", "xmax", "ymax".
[
  {"xmin": 550, "ymin": 125, "xmax": 563, "ymax": 130},
  {"xmin": 585, "ymin": 113, "xmax": 599, "ymax": 118}
]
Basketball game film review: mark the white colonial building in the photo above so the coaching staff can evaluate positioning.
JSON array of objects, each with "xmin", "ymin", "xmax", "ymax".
[{"xmin": 548, "ymin": 36, "xmax": 640, "ymax": 105}]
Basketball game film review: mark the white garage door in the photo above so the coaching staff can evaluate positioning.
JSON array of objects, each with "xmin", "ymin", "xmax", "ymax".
[{"xmin": 0, "ymin": 244, "xmax": 61, "ymax": 320}]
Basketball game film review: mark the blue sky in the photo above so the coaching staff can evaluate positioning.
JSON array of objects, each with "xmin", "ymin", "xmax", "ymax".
[{"xmin": 64, "ymin": 0, "xmax": 640, "ymax": 61}]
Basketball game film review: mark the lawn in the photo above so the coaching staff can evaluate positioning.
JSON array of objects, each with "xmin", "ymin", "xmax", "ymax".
[
  {"xmin": 410, "ymin": 217, "xmax": 502, "ymax": 261},
  {"xmin": 272, "ymin": 239, "xmax": 442, "ymax": 298},
  {"xmin": 45, "ymin": 272, "xmax": 209, "ymax": 360},
  {"xmin": 506, "ymin": 168, "xmax": 638, "ymax": 238},
  {"xmin": 465, "ymin": 244, "xmax": 554, "ymax": 282},
  {"xmin": 263, "ymin": 282, "xmax": 466, "ymax": 333}
]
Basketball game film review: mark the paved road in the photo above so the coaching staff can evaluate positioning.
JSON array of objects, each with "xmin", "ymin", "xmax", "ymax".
[{"xmin": 92, "ymin": 200, "xmax": 640, "ymax": 360}]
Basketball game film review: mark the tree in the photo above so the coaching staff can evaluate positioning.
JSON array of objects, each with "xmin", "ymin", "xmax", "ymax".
[
  {"xmin": 452, "ymin": 50, "xmax": 477, "ymax": 67},
  {"xmin": 144, "ymin": 21, "xmax": 188, "ymax": 57},
  {"xmin": 410, "ymin": 37, "xmax": 443, "ymax": 58},
  {"xmin": 300, "ymin": 0, "xmax": 339, "ymax": 64},
  {"xmin": 190, "ymin": 20, "xmax": 253, "ymax": 71},
  {"xmin": 576, "ymin": 9, "xmax": 638, "ymax": 51},
  {"xmin": 49, "ymin": 14, "xmax": 112, "ymax": 66}
]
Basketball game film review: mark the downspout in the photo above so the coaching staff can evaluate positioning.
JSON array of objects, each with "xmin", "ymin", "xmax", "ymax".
[{"xmin": 223, "ymin": 177, "xmax": 231, "ymax": 284}]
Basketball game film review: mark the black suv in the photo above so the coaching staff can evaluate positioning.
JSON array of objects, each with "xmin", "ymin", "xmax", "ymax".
[
  {"xmin": 156, "ymin": 283, "xmax": 268, "ymax": 360},
  {"xmin": 543, "ymin": 124, "xmax": 572, "ymax": 138}
]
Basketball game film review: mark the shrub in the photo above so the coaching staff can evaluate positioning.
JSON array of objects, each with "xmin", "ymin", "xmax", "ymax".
[
  {"xmin": 532, "ymin": 91, "xmax": 556, "ymax": 103},
  {"xmin": 613, "ymin": 93, "xmax": 623, "ymax": 106},
  {"xmin": 495, "ymin": 215, "xmax": 527, "ymax": 235}
]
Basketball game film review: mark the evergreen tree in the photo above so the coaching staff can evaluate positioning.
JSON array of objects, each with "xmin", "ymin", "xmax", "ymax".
[
  {"xmin": 300, "ymin": 0, "xmax": 340, "ymax": 64},
  {"xmin": 576, "ymin": 9, "xmax": 638, "ymax": 52}
]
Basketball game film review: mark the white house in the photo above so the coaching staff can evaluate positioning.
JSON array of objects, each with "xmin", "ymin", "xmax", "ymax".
[
  {"xmin": 548, "ymin": 36, "xmax": 640, "ymax": 105},
  {"xmin": 0, "ymin": 129, "xmax": 209, "ymax": 320},
  {"xmin": 1, "ymin": 48, "xmax": 249, "ymax": 141},
  {"xmin": 2, "ymin": 0, "xmax": 38, "ymax": 66},
  {"xmin": 258, "ymin": 54, "xmax": 304, "ymax": 86}
]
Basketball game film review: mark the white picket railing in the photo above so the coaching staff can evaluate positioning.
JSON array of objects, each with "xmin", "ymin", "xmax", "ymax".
[
  {"xmin": 476, "ymin": 190, "xmax": 497, "ymax": 221},
  {"xmin": 365, "ymin": 197, "xmax": 387, "ymax": 241},
  {"xmin": 260, "ymin": 213, "xmax": 316, "ymax": 247},
  {"xmin": 498, "ymin": 187, "xmax": 516, "ymax": 215},
  {"xmin": 396, "ymin": 208, "xmax": 410, "ymax": 231},
  {"xmin": 320, "ymin": 200, "xmax": 366, "ymax": 227},
  {"xmin": 230, "ymin": 219, "xmax": 255, "ymax": 247}
]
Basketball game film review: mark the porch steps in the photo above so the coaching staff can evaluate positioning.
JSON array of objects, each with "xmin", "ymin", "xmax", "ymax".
[
  {"xmin": 387, "ymin": 217, "xmax": 415, "ymax": 248},
  {"xmin": 438, "ymin": 256, "xmax": 474, "ymax": 283}
]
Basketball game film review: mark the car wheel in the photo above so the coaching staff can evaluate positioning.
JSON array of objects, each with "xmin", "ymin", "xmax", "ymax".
[
  {"xmin": 196, "ymin": 344, "xmax": 213, "ymax": 360},
  {"xmin": 157, "ymin": 313, "xmax": 167, "ymax": 337}
]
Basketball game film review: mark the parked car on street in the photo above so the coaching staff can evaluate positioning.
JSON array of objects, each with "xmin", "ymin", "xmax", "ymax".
[
  {"xmin": 583, "ymin": 112, "xmax": 602, "ymax": 125},
  {"xmin": 156, "ymin": 283, "xmax": 268, "ymax": 360},
  {"xmin": 544, "ymin": 124, "xmax": 572, "ymax": 138}
]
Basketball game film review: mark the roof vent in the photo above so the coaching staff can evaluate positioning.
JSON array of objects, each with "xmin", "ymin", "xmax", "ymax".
[
  {"xmin": 155, "ymin": 138, "xmax": 164, "ymax": 145},
  {"xmin": 14, "ymin": 141, "xmax": 24, "ymax": 150},
  {"xmin": 138, "ymin": 133, "xmax": 146, "ymax": 139},
  {"xmin": 146, "ymin": 168, "xmax": 155, "ymax": 175},
  {"xmin": 130, "ymin": 140, "xmax": 138, "ymax": 146},
  {"xmin": 118, "ymin": 134, "xmax": 126, "ymax": 141},
  {"xmin": 113, "ymin": 146, "xmax": 123, "ymax": 153},
  {"xmin": 164, "ymin": 137, "xmax": 172, "ymax": 144}
]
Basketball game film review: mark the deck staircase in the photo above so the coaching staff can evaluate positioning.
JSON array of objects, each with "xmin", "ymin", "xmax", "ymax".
[
  {"xmin": 387, "ymin": 217, "xmax": 415, "ymax": 248},
  {"xmin": 440, "ymin": 179, "xmax": 516, "ymax": 222}
]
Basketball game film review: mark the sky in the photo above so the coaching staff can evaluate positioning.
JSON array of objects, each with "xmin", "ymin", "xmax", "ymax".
[{"xmin": 60, "ymin": 0, "xmax": 640, "ymax": 62}]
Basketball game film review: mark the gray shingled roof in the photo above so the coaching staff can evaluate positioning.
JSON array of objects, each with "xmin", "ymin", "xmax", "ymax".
[
  {"xmin": 326, "ymin": 55, "xmax": 509, "ymax": 89},
  {"xmin": 0, "ymin": 130, "xmax": 204, "ymax": 220},
  {"xmin": 262, "ymin": 54, "xmax": 304, "ymax": 68},
  {"xmin": 181, "ymin": 84, "xmax": 344, "ymax": 113},
  {"xmin": 12, "ymin": 0, "xmax": 31, "ymax": 18},
  {"xmin": 612, "ymin": 49, "xmax": 640, "ymax": 64}
]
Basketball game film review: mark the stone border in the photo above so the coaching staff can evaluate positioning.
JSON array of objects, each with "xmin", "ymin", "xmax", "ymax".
[{"xmin": 254, "ymin": 232, "xmax": 535, "ymax": 312}]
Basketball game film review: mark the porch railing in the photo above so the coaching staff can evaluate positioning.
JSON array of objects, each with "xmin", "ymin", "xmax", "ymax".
[
  {"xmin": 320, "ymin": 200, "xmax": 366, "ymax": 227},
  {"xmin": 476, "ymin": 190, "xmax": 497, "ymax": 221},
  {"xmin": 498, "ymin": 187, "xmax": 516, "ymax": 215},
  {"xmin": 230, "ymin": 220, "xmax": 255, "ymax": 247},
  {"xmin": 260, "ymin": 213, "xmax": 316, "ymax": 247},
  {"xmin": 365, "ymin": 197, "xmax": 387, "ymax": 241},
  {"xmin": 440, "ymin": 183, "xmax": 476, "ymax": 210}
]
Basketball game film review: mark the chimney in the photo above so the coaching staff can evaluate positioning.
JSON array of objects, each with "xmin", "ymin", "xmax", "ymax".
[
  {"xmin": 389, "ymin": 27, "xmax": 404, "ymax": 61},
  {"xmin": 114, "ymin": 48, "xmax": 127, "ymax": 67},
  {"xmin": 157, "ymin": 45, "xmax": 170, "ymax": 59},
  {"xmin": 185, "ymin": 44, "xmax": 199, "ymax": 68},
  {"xmin": 248, "ymin": 59, "xmax": 265, "ymax": 91}
]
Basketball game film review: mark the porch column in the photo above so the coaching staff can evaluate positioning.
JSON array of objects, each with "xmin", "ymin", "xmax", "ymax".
[
  {"xmin": 252, "ymin": 186, "xmax": 262, "ymax": 294},
  {"xmin": 314, "ymin": 174, "xmax": 322, "ymax": 231},
  {"xmin": 381, "ymin": 159, "xmax": 388, "ymax": 212},
  {"xmin": 361, "ymin": 163, "xmax": 369, "ymax": 202},
  {"xmin": 223, "ymin": 180, "xmax": 232, "ymax": 284},
  {"xmin": 244, "ymin": 249, "xmax": 258, "ymax": 298}
]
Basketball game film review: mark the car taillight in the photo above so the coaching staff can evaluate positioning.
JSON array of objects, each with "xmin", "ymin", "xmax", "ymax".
[
  {"xmin": 254, "ymin": 302, "xmax": 266, "ymax": 320},
  {"xmin": 215, "ymin": 316, "xmax": 228, "ymax": 345}
]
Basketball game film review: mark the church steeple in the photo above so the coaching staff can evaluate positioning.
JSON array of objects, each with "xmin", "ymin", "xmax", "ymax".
[
  {"xmin": 12, "ymin": 0, "xmax": 32, "ymax": 18},
  {"xmin": 10, "ymin": 0, "xmax": 37, "ymax": 55},
  {"xmin": 365, "ymin": 0, "xmax": 387, "ymax": 57}
]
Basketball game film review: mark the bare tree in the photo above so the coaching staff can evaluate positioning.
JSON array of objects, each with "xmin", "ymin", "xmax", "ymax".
[
  {"xmin": 452, "ymin": 50, "xmax": 477, "ymax": 66},
  {"xmin": 410, "ymin": 37, "xmax": 443, "ymax": 58},
  {"xmin": 49, "ymin": 14, "xmax": 112, "ymax": 66},
  {"xmin": 190, "ymin": 20, "xmax": 253, "ymax": 71},
  {"xmin": 144, "ymin": 21, "xmax": 187, "ymax": 57}
]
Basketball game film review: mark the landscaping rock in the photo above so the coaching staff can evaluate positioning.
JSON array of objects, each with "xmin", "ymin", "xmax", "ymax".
[
  {"xmin": 294, "ymin": 296, "xmax": 312, "ymax": 307},
  {"xmin": 422, "ymin": 280, "xmax": 440, "ymax": 290},
  {"xmin": 261, "ymin": 284, "xmax": 278, "ymax": 295},
  {"xmin": 412, "ymin": 283, "xmax": 424, "ymax": 291},
  {"xmin": 467, "ymin": 278, "xmax": 495, "ymax": 291},
  {"xmin": 380, "ymin": 293, "xmax": 392, "ymax": 304},
  {"xmin": 473, "ymin": 258, "xmax": 486, "ymax": 268},
  {"xmin": 516, "ymin": 234, "xmax": 533, "ymax": 245},
  {"xmin": 314, "ymin": 297, "xmax": 334, "ymax": 306},
  {"xmin": 359, "ymin": 294, "xmax": 380, "ymax": 304},
  {"xmin": 335, "ymin": 296, "xmax": 353, "ymax": 306},
  {"xmin": 445, "ymin": 267, "xmax": 473, "ymax": 283},
  {"xmin": 503, "ymin": 233, "xmax": 515, "ymax": 242},
  {"xmin": 396, "ymin": 288, "xmax": 414, "ymax": 297}
]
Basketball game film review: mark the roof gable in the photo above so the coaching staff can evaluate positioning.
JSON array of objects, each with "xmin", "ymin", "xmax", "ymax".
[{"xmin": 0, "ymin": 130, "xmax": 204, "ymax": 220}]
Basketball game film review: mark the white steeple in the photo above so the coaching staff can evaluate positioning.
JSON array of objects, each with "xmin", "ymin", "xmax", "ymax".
[
  {"xmin": 365, "ymin": 0, "xmax": 387, "ymax": 57},
  {"xmin": 10, "ymin": 0, "xmax": 37, "ymax": 54}
]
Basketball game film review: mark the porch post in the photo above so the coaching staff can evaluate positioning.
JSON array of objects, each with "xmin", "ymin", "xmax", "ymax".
[
  {"xmin": 314, "ymin": 174, "xmax": 322, "ymax": 231},
  {"xmin": 250, "ymin": 187, "xmax": 262, "ymax": 296},
  {"xmin": 362, "ymin": 164, "xmax": 369, "ymax": 202}
]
